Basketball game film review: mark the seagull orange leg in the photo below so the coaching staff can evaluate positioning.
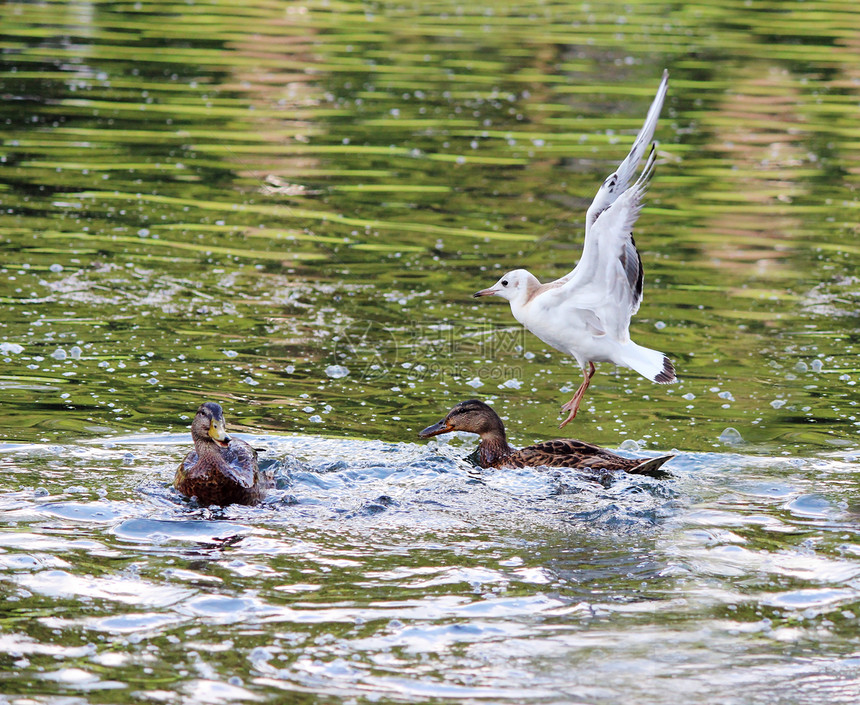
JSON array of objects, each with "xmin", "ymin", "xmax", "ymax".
[{"xmin": 559, "ymin": 362, "xmax": 595, "ymax": 429}]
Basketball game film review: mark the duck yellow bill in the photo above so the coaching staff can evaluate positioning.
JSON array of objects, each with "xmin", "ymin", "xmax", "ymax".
[
  {"xmin": 473, "ymin": 287, "xmax": 499, "ymax": 298},
  {"xmin": 208, "ymin": 418, "xmax": 230, "ymax": 446},
  {"xmin": 418, "ymin": 419, "xmax": 452, "ymax": 438}
]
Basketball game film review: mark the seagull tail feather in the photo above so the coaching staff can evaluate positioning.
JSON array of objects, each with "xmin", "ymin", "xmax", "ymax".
[{"xmin": 619, "ymin": 342, "xmax": 676, "ymax": 384}]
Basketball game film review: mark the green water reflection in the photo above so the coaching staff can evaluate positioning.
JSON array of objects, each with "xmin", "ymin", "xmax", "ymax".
[
  {"xmin": 2, "ymin": 2, "xmax": 860, "ymax": 704},
  {"xmin": 0, "ymin": 0, "xmax": 858, "ymax": 453}
]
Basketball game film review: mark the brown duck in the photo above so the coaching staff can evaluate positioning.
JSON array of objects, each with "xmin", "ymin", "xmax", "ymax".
[
  {"xmin": 174, "ymin": 402, "xmax": 273, "ymax": 506},
  {"xmin": 419, "ymin": 399, "xmax": 673, "ymax": 477}
]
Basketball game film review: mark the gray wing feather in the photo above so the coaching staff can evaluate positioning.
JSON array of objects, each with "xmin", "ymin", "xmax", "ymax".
[
  {"xmin": 549, "ymin": 145, "xmax": 657, "ymax": 339},
  {"xmin": 584, "ymin": 69, "xmax": 668, "ymax": 234},
  {"xmin": 554, "ymin": 71, "xmax": 668, "ymax": 291}
]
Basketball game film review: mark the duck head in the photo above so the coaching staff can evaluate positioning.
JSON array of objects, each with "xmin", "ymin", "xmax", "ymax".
[
  {"xmin": 473, "ymin": 269, "xmax": 539, "ymax": 306},
  {"xmin": 191, "ymin": 401, "xmax": 231, "ymax": 448},
  {"xmin": 419, "ymin": 399, "xmax": 506, "ymax": 440}
]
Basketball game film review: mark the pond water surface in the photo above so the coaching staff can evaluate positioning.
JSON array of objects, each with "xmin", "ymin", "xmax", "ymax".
[{"xmin": 1, "ymin": 1, "xmax": 860, "ymax": 703}]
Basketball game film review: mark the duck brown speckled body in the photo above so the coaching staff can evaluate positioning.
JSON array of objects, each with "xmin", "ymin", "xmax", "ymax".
[
  {"xmin": 174, "ymin": 402, "xmax": 273, "ymax": 506},
  {"xmin": 419, "ymin": 399, "xmax": 673, "ymax": 478}
]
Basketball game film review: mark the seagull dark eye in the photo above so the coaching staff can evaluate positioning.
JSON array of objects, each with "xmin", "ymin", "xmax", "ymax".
[{"xmin": 501, "ymin": 279, "xmax": 508, "ymax": 286}]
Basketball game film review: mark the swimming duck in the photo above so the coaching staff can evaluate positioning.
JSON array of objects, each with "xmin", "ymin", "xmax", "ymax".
[
  {"xmin": 474, "ymin": 71, "xmax": 676, "ymax": 428},
  {"xmin": 174, "ymin": 402, "xmax": 273, "ymax": 506},
  {"xmin": 419, "ymin": 399, "xmax": 673, "ymax": 477}
]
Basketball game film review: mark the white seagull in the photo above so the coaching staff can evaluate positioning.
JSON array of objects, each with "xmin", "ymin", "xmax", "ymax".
[{"xmin": 474, "ymin": 70, "xmax": 676, "ymax": 428}]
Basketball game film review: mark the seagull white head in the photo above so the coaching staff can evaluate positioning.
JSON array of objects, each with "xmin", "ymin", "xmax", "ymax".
[{"xmin": 473, "ymin": 269, "xmax": 537, "ymax": 304}]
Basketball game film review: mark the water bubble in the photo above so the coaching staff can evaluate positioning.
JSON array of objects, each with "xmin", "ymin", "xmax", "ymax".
[
  {"xmin": 718, "ymin": 391, "xmax": 734, "ymax": 401},
  {"xmin": 0, "ymin": 342, "xmax": 24, "ymax": 355},
  {"xmin": 51, "ymin": 348, "xmax": 67, "ymax": 360},
  {"xmin": 655, "ymin": 321, "xmax": 666, "ymax": 330},
  {"xmin": 69, "ymin": 346, "xmax": 82, "ymax": 360},
  {"xmin": 249, "ymin": 647, "xmax": 272, "ymax": 663},
  {"xmin": 324, "ymin": 365, "xmax": 349, "ymax": 379},
  {"xmin": 618, "ymin": 439, "xmax": 640, "ymax": 451},
  {"xmin": 719, "ymin": 427, "xmax": 744, "ymax": 445},
  {"xmin": 499, "ymin": 379, "xmax": 522, "ymax": 389},
  {"xmin": 811, "ymin": 359, "xmax": 823, "ymax": 372},
  {"xmin": 466, "ymin": 377, "xmax": 483, "ymax": 388},
  {"xmin": 770, "ymin": 399, "xmax": 786, "ymax": 409},
  {"xmin": 241, "ymin": 376, "xmax": 259, "ymax": 386},
  {"xmin": 308, "ymin": 415, "xmax": 323, "ymax": 423},
  {"xmin": 682, "ymin": 393, "xmax": 695, "ymax": 401},
  {"xmin": 223, "ymin": 350, "xmax": 239, "ymax": 358},
  {"xmin": 49, "ymin": 263, "xmax": 63, "ymax": 273},
  {"xmin": 794, "ymin": 361, "xmax": 808, "ymax": 373}
]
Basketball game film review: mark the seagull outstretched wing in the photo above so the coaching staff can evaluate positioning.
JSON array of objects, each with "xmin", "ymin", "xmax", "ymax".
[
  {"xmin": 583, "ymin": 70, "xmax": 668, "ymax": 235},
  {"xmin": 546, "ymin": 71, "xmax": 668, "ymax": 338}
]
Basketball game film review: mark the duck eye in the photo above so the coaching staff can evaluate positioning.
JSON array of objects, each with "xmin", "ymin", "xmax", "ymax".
[{"xmin": 501, "ymin": 279, "xmax": 508, "ymax": 286}]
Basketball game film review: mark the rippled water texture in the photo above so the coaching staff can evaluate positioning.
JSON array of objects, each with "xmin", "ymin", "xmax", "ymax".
[{"xmin": 1, "ymin": 0, "xmax": 860, "ymax": 703}]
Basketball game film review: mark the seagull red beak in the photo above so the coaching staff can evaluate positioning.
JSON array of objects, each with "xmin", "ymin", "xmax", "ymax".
[{"xmin": 473, "ymin": 287, "xmax": 499, "ymax": 298}]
